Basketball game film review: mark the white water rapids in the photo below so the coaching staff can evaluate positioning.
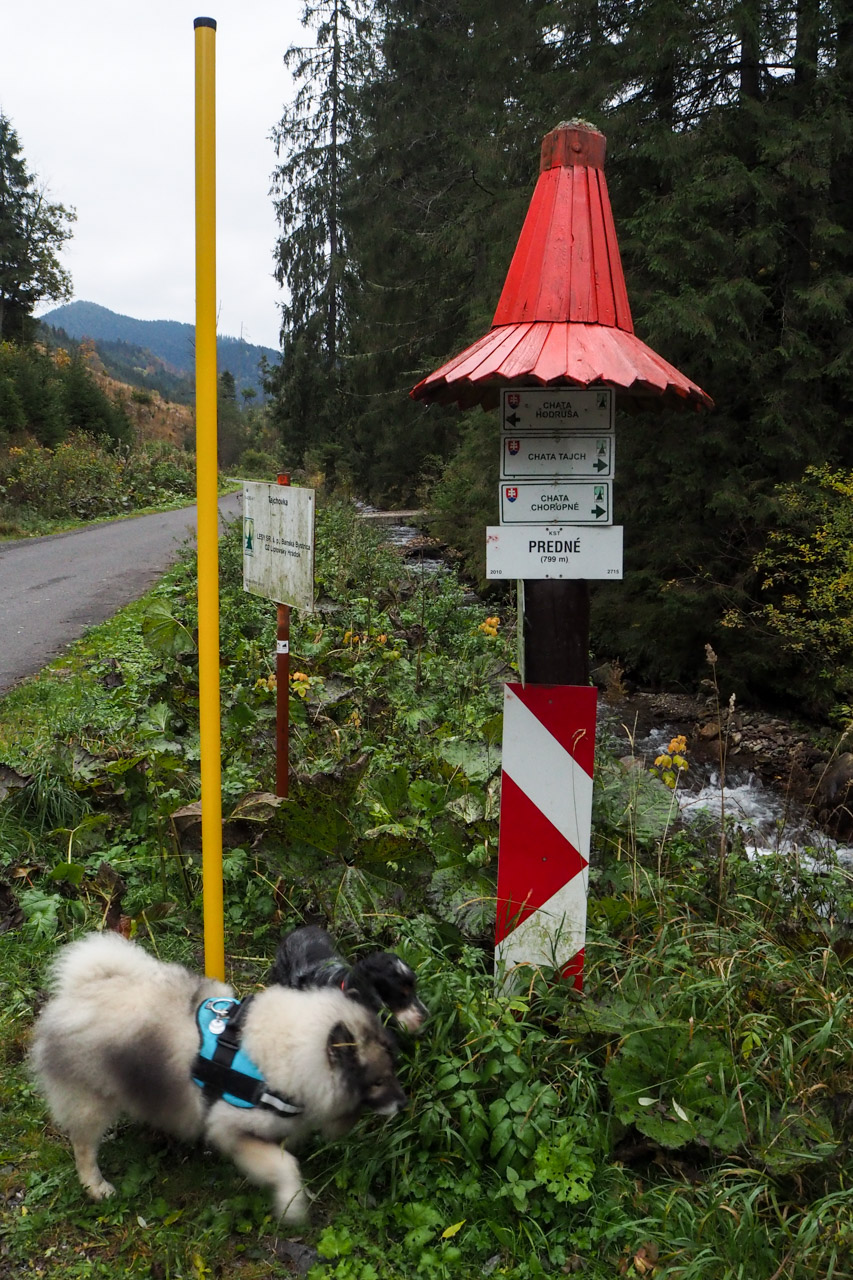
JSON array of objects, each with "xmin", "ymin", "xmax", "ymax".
[{"xmin": 640, "ymin": 726, "xmax": 853, "ymax": 871}]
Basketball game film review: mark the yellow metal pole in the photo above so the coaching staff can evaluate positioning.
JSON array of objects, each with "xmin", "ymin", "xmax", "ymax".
[{"xmin": 194, "ymin": 16, "xmax": 224, "ymax": 980}]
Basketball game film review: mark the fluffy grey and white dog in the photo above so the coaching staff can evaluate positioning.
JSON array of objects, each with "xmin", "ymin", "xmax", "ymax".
[{"xmin": 30, "ymin": 932, "xmax": 406, "ymax": 1221}]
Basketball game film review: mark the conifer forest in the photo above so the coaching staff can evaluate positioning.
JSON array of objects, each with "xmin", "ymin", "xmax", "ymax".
[{"xmin": 269, "ymin": 0, "xmax": 853, "ymax": 718}]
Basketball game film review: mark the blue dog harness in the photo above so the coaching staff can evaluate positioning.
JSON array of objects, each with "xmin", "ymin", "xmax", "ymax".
[{"xmin": 192, "ymin": 997, "xmax": 303, "ymax": 1118}]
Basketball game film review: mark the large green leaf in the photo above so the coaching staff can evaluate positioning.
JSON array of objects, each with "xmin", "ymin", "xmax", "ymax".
[
  {"xmin": 593, "ymin": 761, "xmax": 680, "ymax": 846},
  {"xmin": 604, "ymin": 1023, "xmax": 747, "ymax": 1153},
  {"xmin": 141, "ymin": 600, "xmax": 196, "ymax": 657},
  {"xmin": 438, "ymin": 739, "xmax": 498, "ymax": 783}
]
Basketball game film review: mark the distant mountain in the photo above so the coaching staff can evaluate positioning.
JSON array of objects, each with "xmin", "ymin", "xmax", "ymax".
[{"xmin": 39, "ymin": 301, "xmax": 279, "ymax": 400}]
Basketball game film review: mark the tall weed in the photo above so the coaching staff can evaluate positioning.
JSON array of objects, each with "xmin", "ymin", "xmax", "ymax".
[{"xmin": 0, "ymin": 433, "xmax": 196, "ymax": 525}]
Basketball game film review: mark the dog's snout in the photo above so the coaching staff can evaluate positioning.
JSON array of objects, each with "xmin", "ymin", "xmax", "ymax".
[
  {"xmin": 374, "ymin": 1087, "xmax": 407, "ymax": 1116},
  {"xmin": 395, "ymin": 999, "xmax": 429, "ymax": 1033}
]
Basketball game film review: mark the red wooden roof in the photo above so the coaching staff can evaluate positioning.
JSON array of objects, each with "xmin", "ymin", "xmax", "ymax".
[{"xmin": 411, "ymin": 123, "xmax": 713, "ymax": 413}]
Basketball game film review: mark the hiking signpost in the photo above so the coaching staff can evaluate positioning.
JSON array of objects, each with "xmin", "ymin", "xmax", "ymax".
[
  {"xmin": 501, "ymin": 387, "xmax": 613, "ymax": 433},
  {"xmin": 487, "ymin": 388, "xmax": 621, "ymax": 590},
  {"xmin": 499, "ymin": 480, "xmax": 612, "ymax": 524},
  {"xmin": 490, "ymin": 387, "xmax": 616, "ymax": 987},
  {"xmin": 242, "ymin": 480, "xmax": 315, "ymax": 612},
  {"xmin": 242, "ymin": 477, "xmax": 316, "ymax": 798},
  {"xmin": 410, "ymin": 121, "xmax": 712, "ymax": 993},
  {"xmin": 486, "ymin": 524, "xmax": 623, "ymax": 580},
  {"xmin": 500, "ymin": 434, "xmax": 614, "ymax": 480}
]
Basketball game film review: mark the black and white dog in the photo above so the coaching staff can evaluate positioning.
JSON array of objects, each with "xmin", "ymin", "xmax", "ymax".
[{"xmin": 269, "ymin": 926, "xmax": 428, "ymax": 1034}]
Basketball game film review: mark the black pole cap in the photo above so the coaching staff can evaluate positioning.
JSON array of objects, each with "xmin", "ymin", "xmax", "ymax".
[{"xmin": 194, "ymin": 17, "xmax": 216, "ymax": 29}]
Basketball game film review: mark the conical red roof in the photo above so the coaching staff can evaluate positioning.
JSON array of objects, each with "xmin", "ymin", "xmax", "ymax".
[{"xmin": 411, "ymin": 123, "xmax": 712, "ymax": 412}]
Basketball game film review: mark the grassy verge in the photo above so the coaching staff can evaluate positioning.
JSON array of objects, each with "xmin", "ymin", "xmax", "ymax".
[
  {"xmin": 1, "ymin": 499, "xmax": 853, "ymax": 1279},
  {"xmin": 0, "ymin": 490, "xmax": 236, "ymax": 542},
  {"xmin": 0, "ymin": 431, "xmax": 238, "ymax": 541}
]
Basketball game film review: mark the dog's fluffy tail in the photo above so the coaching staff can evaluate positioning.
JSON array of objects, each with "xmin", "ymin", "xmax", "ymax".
[{"xmin": 46, "ymin": 931, "xmax": 155, "ymax": 997}]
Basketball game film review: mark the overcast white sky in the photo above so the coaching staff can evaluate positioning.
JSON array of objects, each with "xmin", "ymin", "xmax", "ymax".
[{"xmin": 1, "ymin": 1, "xmax": 306, "ymax": 351}]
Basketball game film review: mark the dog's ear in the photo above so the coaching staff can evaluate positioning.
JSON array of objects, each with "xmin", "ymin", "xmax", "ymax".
[
  {"xmin": 327, "ymin": 1021, "xmax": 359, "ymax": 1072},
  {"xmin": 266, "ymin": 940, "xmax": 290, "ymax": 986},
  {"xmin": 358, "ymin": 953, "xmax": 417, "ymax": 1008},
  {"xmin": 344, "ymin": 968, "xmax": 383, "ymax": 1013}
]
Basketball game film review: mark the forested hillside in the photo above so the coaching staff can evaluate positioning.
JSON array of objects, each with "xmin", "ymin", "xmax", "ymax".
[
  {"xmin": 0, "ymin": 337, "xmax": 280, "ymax": 535},
  {"xmin": 39, "ymin": 326, "xmax": 196, "ymax": 405},
  {"xmin": 40, "ymin": 301, "xmax": 277, "ymax": 400},
  {"xmin": 270, "ymin": 0, "xmax": 853, "ymax": 717}
]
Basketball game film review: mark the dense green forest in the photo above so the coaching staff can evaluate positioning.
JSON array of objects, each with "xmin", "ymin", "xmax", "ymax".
[{"xmin": 269, "ymin": 0, "xmax": 853, "ymax": 717}]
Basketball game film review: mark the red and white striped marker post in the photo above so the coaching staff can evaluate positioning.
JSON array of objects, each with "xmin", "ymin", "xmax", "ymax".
[{"xmin": 495, "ymin": 683, "xmax": 597, "ymax": 991}]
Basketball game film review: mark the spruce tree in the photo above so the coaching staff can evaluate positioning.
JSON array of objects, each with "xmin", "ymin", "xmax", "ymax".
[
  {"xmin": 266, "ymin": 0, "xmax": 853, "ymax": 706},
  {"xmin": 340, "ymin": 0, "xmax": 556, "ymax": 502},
  {"xmin": 582, "ymin": 0, "xmax": 853, "ymax": 696},
  {"xmin": 269, "ymin": 0, "xmax": 373, "ymax": 481},
  {"xmin": 0, "ymin": 114, "xmax": 75, "ymax": 342},
  {"xmin": 59, "ymin": 355, "xmax": 132, "ymax": 446}
]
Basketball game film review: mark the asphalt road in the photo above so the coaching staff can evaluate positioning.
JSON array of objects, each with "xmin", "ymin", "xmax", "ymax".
[{"xmin": 0, "ymin": 493, "xmax": 243, "ymax": 696}]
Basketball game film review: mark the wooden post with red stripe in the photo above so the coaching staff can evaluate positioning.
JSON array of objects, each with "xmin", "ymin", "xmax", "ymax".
[{"xmin": 495, "ymin": 682, "xmax": 597, "ymax": 991}]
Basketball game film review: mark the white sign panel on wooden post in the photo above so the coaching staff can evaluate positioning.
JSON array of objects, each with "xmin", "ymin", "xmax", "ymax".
[
  {"xmin": 499, "ymin": 481, "xmax": 612, "ymax": 525},
  {"xmin": 486, "ymin": 524, "xmax": 623, "ymax": 580},
  {"xmin": 501, "ymin": 434, "xmax": 614, "ymax": 479},
  {"xmin": 242, "ymin": 482, "xmax": 316, "ymax": 610},
  {"xmin": 502, "ymin": 387, "xmax": 614, "ymax": 433}
]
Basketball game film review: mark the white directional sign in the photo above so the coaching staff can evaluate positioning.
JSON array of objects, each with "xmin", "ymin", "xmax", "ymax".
[
  {"xmin": 501, "ymin": 434, "xmax": 614, "ymax": 479},
  {"xmin": 486, "ymin": 525, "xmax": 623, "ymax": 580},
  {"xmin": 243, "ymin": 482, "xmax": 316, "ymax": 610},
  {"xmin": 499, "ymin": 481, "xmax": 612, "ymax": 525},
  {"xmin": 502, "ymin": 387, "xmax": 614, "ymax": 433}
]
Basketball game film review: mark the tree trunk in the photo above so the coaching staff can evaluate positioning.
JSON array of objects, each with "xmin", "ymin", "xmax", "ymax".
[
  {"xmin": 738, "ymin": 0, "xmax": 761, "ymax": 104},
  {"xmin": 326, "ymin": 0, "xmax": 340, "ymax": 368},
  {"xmin": 787, "ymin": 0, "xmax": 820, "ymax": 292}
]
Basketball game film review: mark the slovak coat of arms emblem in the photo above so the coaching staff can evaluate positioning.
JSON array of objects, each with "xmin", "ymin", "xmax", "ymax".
[
  {"xmin": 505, "ymin": 487, "xmax": 518, "ymax": 502},
  {"xmin": 507, "ymin": 439, "xmax": 520, "ymax": 455},
  {"xmin": 507, "ymin": 393, "xmax": 521, "ymax": 409}
]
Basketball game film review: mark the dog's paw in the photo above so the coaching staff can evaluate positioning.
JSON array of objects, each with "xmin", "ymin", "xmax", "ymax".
[
  {"xmin": 87, "ymin": 1178, "xmax": 115, "ymax": 1201},
  {"xmin": 276, "ymin": 1186, "xmax": 309, "ymax": 1224}
]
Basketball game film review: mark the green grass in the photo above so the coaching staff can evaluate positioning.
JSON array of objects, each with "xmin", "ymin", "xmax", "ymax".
[
  {"xmin": 0, "ymin": 497, "xmax": 182, "ymax": 541},
  {"xmin": 2, "ymin": 498, "xmax": 853, "ymax": 1278}
]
